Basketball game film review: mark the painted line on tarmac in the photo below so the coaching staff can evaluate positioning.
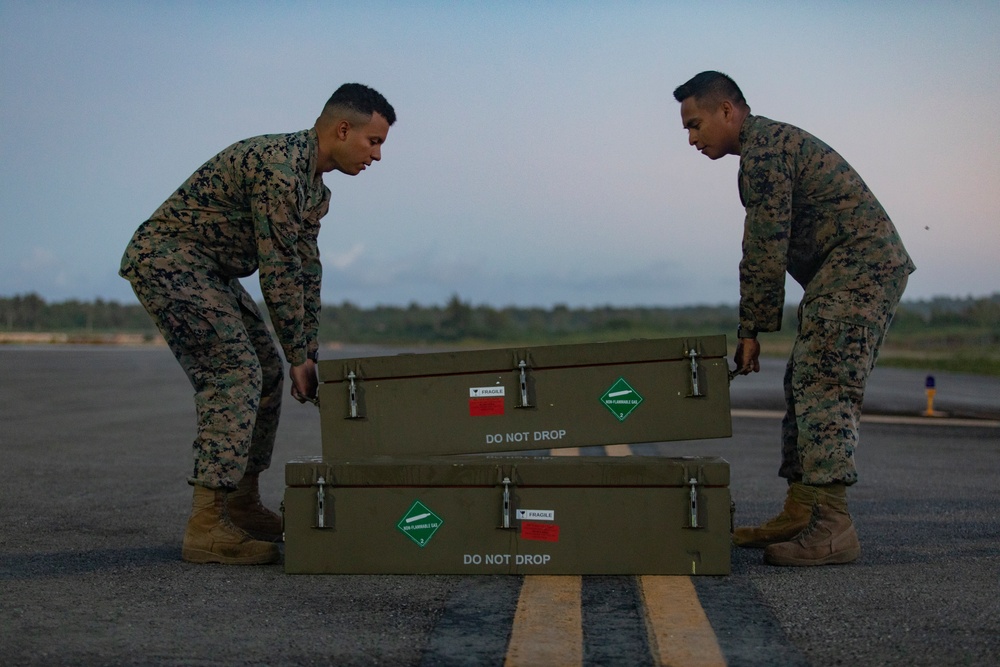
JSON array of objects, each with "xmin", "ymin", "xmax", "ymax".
[
  {"xmin": 424, "ymin": 572, "xmax": 801, "ymax": 666},
  {"xmin": 549, "ymin": 444, "xmax": 633, "ymax": 457},
  {"xmin": 731, "ymin": 408, "xmax": 1000, "ymax": 427},
  {"xmin": 502, "ymin": 575, "xmax": 728, "ymax": 666},
  {"xmin": 505, "ymin": 575, "xmax": 583, "ymax": 666},
  {"xmin": 639, "ymin": 576, "xmax": 727, "ymax": 667}
]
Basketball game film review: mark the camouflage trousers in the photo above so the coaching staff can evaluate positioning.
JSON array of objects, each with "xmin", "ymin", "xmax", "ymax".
[
  {"xmin": 780, "ymin": 273, "xmax": 909, "ymax": 486},
  {"xmin": 128, "ymin": 277, "xmax": 284, "ymax": 491}
]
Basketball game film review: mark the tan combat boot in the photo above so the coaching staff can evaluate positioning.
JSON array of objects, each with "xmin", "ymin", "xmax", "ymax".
[
  {"xmin": 733, "ymin": 482, "xmax": 817, "ymax": 548},
  {"xmin": 227, "ymin": 473, "xmax": 283, "ymax": 542},
  {"xmin": 763, "ymin": 484, "xmax": 861, "ymax": 566},
  {"xmin": 181, "ymin": 485, "xmax": 280, "ymax": 565}
]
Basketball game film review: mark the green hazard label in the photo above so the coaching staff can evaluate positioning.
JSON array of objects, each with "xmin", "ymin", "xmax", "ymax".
[
  {"xmin": 396, "ymin": 500, "xmax": 443, "ymax": 548},
  {"xmin": 600, "ymin": 377, "xmax": 644, "ymax": 422}
]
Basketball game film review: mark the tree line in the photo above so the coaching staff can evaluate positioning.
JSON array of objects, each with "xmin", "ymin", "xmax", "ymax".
[{"xmin": 2, "ymin": 292, "xmax": 998, "ymax": 346}]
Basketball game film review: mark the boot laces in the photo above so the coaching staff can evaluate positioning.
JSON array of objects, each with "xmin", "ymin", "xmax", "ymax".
[
  {"xmin": 794, "ymin": 503, "xmax": 823, "ymax": 541},
  {"xmin": 217, "ymin": 496, "xmax": 254, "ymax": 539}
]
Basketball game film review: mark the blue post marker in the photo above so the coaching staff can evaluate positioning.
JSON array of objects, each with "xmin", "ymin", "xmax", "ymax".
[{"xmin": 923, "ymin": 375, "xmax": 938, "ymax": 417}]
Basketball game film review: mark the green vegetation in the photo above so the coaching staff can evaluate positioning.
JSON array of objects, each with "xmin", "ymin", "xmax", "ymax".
[{"xmin": 2, "ymin": 292, "xmax": 998, "ymax": 376}]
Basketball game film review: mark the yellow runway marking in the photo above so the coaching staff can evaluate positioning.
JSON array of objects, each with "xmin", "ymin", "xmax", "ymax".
[
  {"xmin": 505, "ymin": 575, "xmax": 583, "ymax": 667},
  {"xmin": 549, "ymin": 444, "xmax": 633, "ymax": 457},
  {"xmin": 640, "ymin": 576, "xmax": 727, "ymax": 667}
]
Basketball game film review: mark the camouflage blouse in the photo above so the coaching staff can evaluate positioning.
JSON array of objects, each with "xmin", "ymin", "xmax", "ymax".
[
  {"xmin": 737, "ymin": 115, "xmax": 914, "ymax": 332},
  {"xmin": 120, "ymin": 129, "xmax": 331, "ymax": 366}
]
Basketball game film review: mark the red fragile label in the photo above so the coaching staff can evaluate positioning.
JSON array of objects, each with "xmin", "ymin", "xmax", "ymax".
[
  {"xmin": 469, "ymin": 397, "xmax": 505, "ymax": 417},
  {"xmin": 521, "ymin": 522, "xmax": 560, "ymax": 542}
]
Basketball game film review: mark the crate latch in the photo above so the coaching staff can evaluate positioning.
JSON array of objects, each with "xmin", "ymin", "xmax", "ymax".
[
  {"xmin": 497, "ymin": 466, "xmax": 517, "ymax": 529},
  {"xmin": 313, "ymin": 475, "xmax": 332, "ymax": 530},
  {"xmin": 515, "ymin": 360, "xmax": 534, "ymax": 409},
  {"xmin": 686, "ymin": 347, "xmax": 705, "ymax": 398},
  {"xmin": 345, "ymin": 371, "xmax": 362, "ymax": 419},
  {"xmin": 685, "ymin": 475, "xmax": 703, "ymax": 530}
]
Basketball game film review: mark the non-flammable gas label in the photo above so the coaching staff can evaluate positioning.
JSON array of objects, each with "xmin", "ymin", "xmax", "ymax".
[
  {"xmin": 600, "ymin": 377, "xmax": 644, "ymax": 422},
  {"xmin": 396, "ymin": 500, "xmax": 443, "ymax": 548}
]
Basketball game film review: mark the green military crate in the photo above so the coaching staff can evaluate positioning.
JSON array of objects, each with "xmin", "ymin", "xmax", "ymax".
[
  {"xmin": 286, "ymin": 336, "xmax": 735, "ymax": 575},
  {"xmin": 284, "ymin": 455, "xmax": 731, "ymax": 575},
  {"xmin": 317, "ymin": 336, "xmax": 731, "ymax": 458}
]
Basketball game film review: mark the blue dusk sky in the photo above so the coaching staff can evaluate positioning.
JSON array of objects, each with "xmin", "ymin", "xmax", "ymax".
[{"xmin": 2, "ymin": 1, "xmax": 998, "ymax": 308}]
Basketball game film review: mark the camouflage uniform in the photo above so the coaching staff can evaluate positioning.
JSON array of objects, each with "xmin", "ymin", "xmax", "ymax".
[
  {"xmin": 737, "ymin": 115, "xmax": 915, "ymax": 486},
  {"xmin": 120, "ymin": 129, "xmax": 331, "ymax": 490}
]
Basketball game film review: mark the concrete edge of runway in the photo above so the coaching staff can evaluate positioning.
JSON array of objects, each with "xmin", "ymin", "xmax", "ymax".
[{"xmin": 730, "ymin": 408, "xmax": 1000, "ymax": 428}]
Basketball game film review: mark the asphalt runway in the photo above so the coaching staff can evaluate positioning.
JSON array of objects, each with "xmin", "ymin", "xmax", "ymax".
[{"xmin": 1, "ymin": 345, "xmax": 998, "ymax": 666}]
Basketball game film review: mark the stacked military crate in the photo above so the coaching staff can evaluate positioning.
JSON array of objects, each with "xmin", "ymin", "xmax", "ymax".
[{"xmin": 283, "ymin": 336, "xmax": 734, "ymax": 575}]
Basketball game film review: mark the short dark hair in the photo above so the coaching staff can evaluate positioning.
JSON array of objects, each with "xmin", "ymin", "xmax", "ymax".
[
  {"xmin": 673, "ymin": 71, "xmax": 746, "ymax": 108},
  {"xmin": 323, "ymin": 83, "xmax": 396, "ymax": 126}
]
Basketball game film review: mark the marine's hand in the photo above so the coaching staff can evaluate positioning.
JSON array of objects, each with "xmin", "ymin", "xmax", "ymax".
[
  {"xmin": 734, "ymin": 338, "xmax": 761, "ymax": 375},
  {"xmin": 290, "ymin": 360, "xmax": 318, "ymax": 405}
]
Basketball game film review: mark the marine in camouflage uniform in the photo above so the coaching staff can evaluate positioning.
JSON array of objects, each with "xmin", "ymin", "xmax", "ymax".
[
  {"xmin": 737, "ymin": 113, "xmax": 915, "ymax": 487},
  {"xmin": 674, "ymin": 71, "xmax": 914, "ymax": 566},
  {"xmin": 121, "ymin": 128, "xmax": 330, "ymax": 491},
  {"xmin": 120, "ymin": 84, "xmax": 395, "ymax": 564}
]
